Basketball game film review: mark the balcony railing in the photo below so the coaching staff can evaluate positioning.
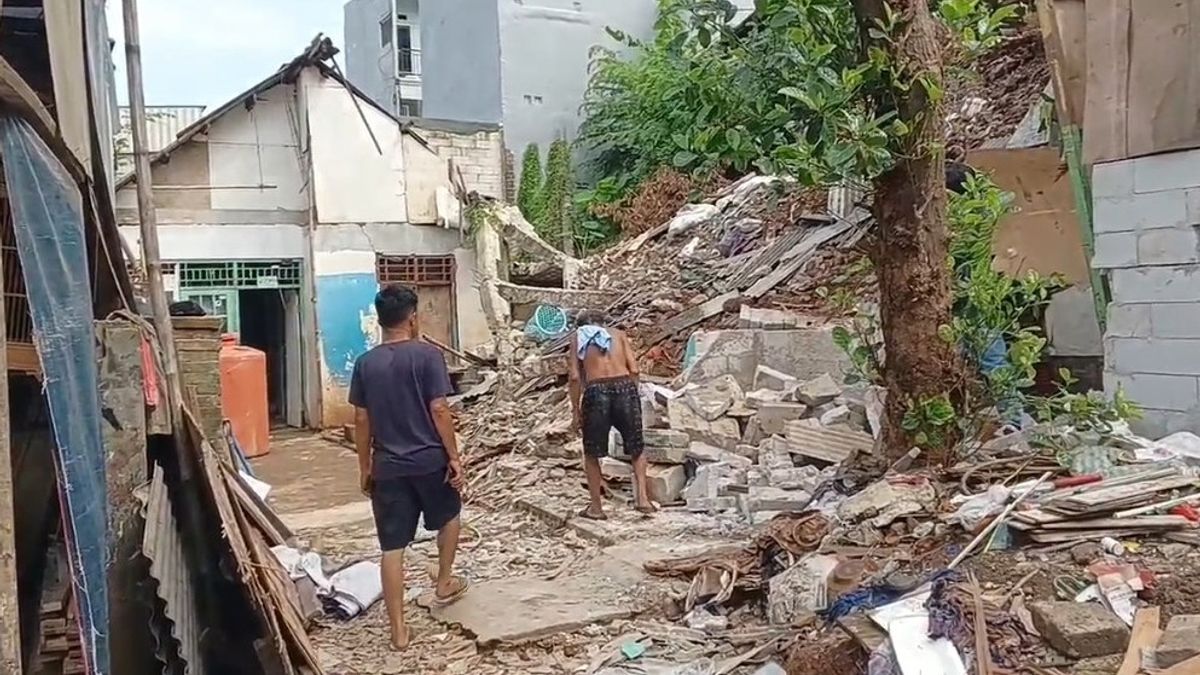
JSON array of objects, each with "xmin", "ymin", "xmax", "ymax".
[{"xmin": 397, "ymin": 48, "xmax": 421, "ymax": 77}]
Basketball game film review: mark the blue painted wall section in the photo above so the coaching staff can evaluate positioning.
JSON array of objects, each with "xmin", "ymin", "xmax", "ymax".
[{"xmin": 315, "ymin": 272, "xmax": 378, "ymax": 386}]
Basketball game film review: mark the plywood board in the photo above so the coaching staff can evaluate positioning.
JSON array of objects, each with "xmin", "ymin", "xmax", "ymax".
[
  {"xmin": 970, "ymin": 147, "xmax": 1090, "ymax": 286},
  {"xmin": 1082, "ymin": 0, "xmax": 1131, "ymax": 164},
  {"xmin": 1052, "ymin": 0, "xmax": 1087, "ymax": 127}
]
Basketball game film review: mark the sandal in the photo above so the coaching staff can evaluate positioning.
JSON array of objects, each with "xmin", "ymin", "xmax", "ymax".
[
  {"xmin": 432, "ymin": 575, "xmax": 470, "ymax": 607},
  {"xmin": 577, "ymin": 506, "xmax": 608, "ymax": 521}
]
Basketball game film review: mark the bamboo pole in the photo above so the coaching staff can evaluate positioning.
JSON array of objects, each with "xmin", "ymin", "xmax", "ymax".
[{"xmin": 121, "ymin": 0, "xmax": 185, "ymax": 443}]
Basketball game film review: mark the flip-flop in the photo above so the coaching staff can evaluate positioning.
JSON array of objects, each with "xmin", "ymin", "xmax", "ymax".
[
  {"xmin": 431, "ymin": 575, "xmax": 470, "ymax": 607},
  {"xmin": 635, "ymin": 503, "xmax": 658, "ymax": 516},
  {"xmin": 577, "ymin": 506, "xmax": 608, "ymax": 521}
]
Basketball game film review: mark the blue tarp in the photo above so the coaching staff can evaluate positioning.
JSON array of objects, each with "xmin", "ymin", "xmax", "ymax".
[{"xmin": 0, "ymin": 116, "xmax": 109, "ymax": 674}]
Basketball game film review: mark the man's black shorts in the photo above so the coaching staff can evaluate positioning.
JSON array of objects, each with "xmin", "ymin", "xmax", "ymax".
[
  {"xmin": 370, "ymin": 469, "xmax": 462, "ymax": 551},
  {"xmin": 581, "ymin": 375, "xmax": 644, "ymax": 458}
]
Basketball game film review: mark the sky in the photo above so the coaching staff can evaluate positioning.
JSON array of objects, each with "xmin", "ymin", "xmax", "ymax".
[{"xmin": 106, "ymin": 0, "xmax": 345, "ymax": 108}]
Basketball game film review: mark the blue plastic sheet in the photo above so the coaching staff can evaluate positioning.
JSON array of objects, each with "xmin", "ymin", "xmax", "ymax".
[{"xmin": 0, "ymin": 115, "xmax": 109, "ymax": 674}]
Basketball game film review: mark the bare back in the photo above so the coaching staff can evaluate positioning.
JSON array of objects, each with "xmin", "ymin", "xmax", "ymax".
[{"xmin": 576, "ymin": 327, "xmax": 635, "ymax": 382}]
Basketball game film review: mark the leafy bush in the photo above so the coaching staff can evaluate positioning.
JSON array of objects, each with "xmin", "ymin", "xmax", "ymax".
[{"xmin": 517, "ymin": 143, "xmax": 543, "ymax": 222}]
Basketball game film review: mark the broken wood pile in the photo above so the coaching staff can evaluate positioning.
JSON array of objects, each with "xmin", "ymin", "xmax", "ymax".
[{"xmin": 1011, "ymin": 470, "xmax": 1200, "ymax": 543}]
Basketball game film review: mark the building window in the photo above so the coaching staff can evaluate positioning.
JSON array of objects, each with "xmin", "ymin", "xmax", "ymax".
[
  {"xmin": 379, "ymin": 15, "xmax": 392, "ymax": 47},
  {"xmin": 397, "ymin": 98, "xmax": 422, "ymax": 117},
  {"xmin": 377, "ymin": 255, "xmax": 454, "ymax": 286},
  {"xmin": 396, "ymin": 24, "xmax": 415, "ymax": 74}
]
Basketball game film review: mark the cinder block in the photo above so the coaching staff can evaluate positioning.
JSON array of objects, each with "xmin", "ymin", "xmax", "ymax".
[
  {"xmin": 1091, "ymin": 160, "xmax": 1135, "ymax": 199},
  {"xmin": 1092, "ymin": 232, "xmax": 1137, "ymax": 268},
  {"xmin": 1106, "ymin": 372, "xmax": 1200, "ymax": 411},
  {"xmin": 1133, "ymin": 149, "xmax": 1200, "ymax": 194},
  {"xmin": 1188, "ymin": 188, "xmax": 1200, "ymax": 224},
  {"xmin": 1130, "ymin": 408, "xmax": 1200, "ymax": 441},
  {"xmin": 1111, "ymin": 265, "xmax": 1200, "ymax": 304},
  {"xmin": 1109, "ymin": 337, "xmax": 1200, "ymax": 376},
  {"xmin": 1150, "ymin": 302, "xmax": 1200, "ymax": 338},
  {"xmin": 1106, "ymin": 303, "xmax": 1152, "ymax": 338},
  {"xmin": 1138, "ymin": 226, "xmax": 1200, "ymax": 266},
  {"xmin": 1094, "ymin": 191, "xmax": 1188, "ymax": 235}
]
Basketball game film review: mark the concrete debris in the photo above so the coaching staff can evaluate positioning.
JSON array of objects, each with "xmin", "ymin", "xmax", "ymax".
[
  {"xmin": 646, "ymin": 464, "xmax": 688, "ymax": 504},
  {"xmin": 768, "ymin": 555, "xmax": 840, "ymax": 624},
  {"xmin": 600, "ymin": 457, "xmax": 634, "ymax": 482},
  {"xmin": 1029, "ymin": 601, "xmax": 1130, "ymax": 658},
  {"xmin": 681, "ymin": 375, "xmax": 744, "ymax": 421},
  {"xmin": 745, "ymin": 388, "xmax": 785, "ymax": 410},
  {"xmin": 667, "ymin": 398, "xmax": 742, "ymax": 450},
  {"xmin": 837, "ymin": 476, "xmax": 936, "ymax": 528},
  {"xmin": 748, "ymin": 486, "xmax": 812, "ymax": 512},
  {"xmin": 1156, "ymin": 614, "xmax": 1200, "ymax": 667},
  {"xmin": 782, "ymin": 419, "xmax": 874, "ymax": 465},
  {"xmin": 686, "ymin": 441, "xmax": 752, "ymax": 469},
  {"xmin": 753, "ymin": 365, "xmax": 798, "ymax": 392},
  {"xmin": 818, "ymin": 405, "xmax": 851, "ymax": 427},
  {"xmin": 794, "ymin": 373, "xmax": 841, "ymax": 407},
  {"xmin": 737, "ymin": 305, "xmax": 818, "ymax": 330},
  {"xmin": 757, "ymin": 402, "xmax": 808, "ymax": 435}
]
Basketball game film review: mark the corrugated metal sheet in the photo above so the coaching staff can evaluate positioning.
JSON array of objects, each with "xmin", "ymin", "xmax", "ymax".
[
  {"xmin": 143, "ymin": 463, "xmax": 205, "ymax": 675},
  {"xmin": 117, "ymin": 105, "xmax": 205, "ymax": 152}
]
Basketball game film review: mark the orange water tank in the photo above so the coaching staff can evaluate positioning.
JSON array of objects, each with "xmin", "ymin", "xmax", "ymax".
[{"xmin": 219, "ymin": 334, "xmax": 270, "ymax": 458}]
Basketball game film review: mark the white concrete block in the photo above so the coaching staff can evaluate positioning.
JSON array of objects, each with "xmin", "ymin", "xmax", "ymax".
[
  {"xmin": 1188, "ymin": 189, "xmax": 1200, "ymax": 225},
  {"xmin": 1134, "ymin": 149, "xmax": 1200, "ymax": 194},
  {"xmin": 1095, "ymin": 192, "xmax": 1189, "ymax": 234},
  {"xmin": 1106, "ymin": 372, "xmax": 1200, "ymax": 412},
  {"xmin": 1092, "ymin": 231, "xmax": 1138, "ymax": 268},
  {"xmin": 1151, "ymin": 302, "xmax": 1200, "ymax": 339},
  {"xmin": 1092, "ymin": 160, "xmax": 1135, "ymax": 199},
  {"xmin": 1111, "ymin": 265, "xmax": 1200, "ymax": 304},
  {"xmin": 1131, "ymin": 408, "xmax": 1200, "ymax": 439},
  {"xmin": 1138, "ymin": 226, "xmax": 1200, "ymax": 266},
  {"xmin": 1106, "ymin": 303, "xmax": 1152, "ymax": 338},
  {"xmin": 1109, "ymin": 337, "xmax": 1200, "ymax": 376}
]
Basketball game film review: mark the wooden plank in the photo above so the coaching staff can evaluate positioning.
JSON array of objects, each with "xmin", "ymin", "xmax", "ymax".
[
  {"xmin": 642, "ymin": 291, "xmax": 741, "ymax": 349},
  {"xmin": 223, "ymin": 464, "xmax": 294, "ymax": 547},
  {"xmin": 1052, "ymin": 0, "xmax": 1087, "ymax": 128},
  {"xmin": 744, "ymin": 220, "xmax": 853, "ymax": 299},
  {"xmin": 1126, "ymin": 0, "xmax": 1200, "ymax": 160},
  {"xmin": 1061, "ymin": 475, "xmax": 1198, "ymax": 508},
  {"xmin": 1082, "ymin": 0, "xmax": 1131, "ymax": 164},
  {"xmin": 1117, "ymin": 606, "xmax": 1160, "ymax": 675},
  {"xmin": 1036, "ymin": 515, "xmax": 1194, "ymax": 531}
]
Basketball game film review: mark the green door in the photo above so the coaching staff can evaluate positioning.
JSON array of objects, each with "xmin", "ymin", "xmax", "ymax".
[{"xmin": 179, "ymin": 288, "xmax": 240, "ymax": 333}]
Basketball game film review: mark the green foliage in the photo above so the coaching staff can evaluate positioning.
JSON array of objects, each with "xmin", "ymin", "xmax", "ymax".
[
  {"xmin": 539, "ymin": 139, "xmax": 574, "ymax": 249},
  {"xmin": 902, "ymin": 394, "xmax": 958, "ymax": 450},
  {"xmin": 1031, "ymin": 369, "xmax": 1142, "ymax": 435},
  {"xmin": 937, "ymin": 0, "xmax": 1022, "ymax": 60},
  {"xmin": 517, "ymin": 144, "xmax": 544, "ymax": 222}
]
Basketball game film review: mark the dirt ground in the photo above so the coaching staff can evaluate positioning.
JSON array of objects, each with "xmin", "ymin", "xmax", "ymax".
[{"xmin": 251, "ymin": 431, "xmax": 784, "ymax": 675}]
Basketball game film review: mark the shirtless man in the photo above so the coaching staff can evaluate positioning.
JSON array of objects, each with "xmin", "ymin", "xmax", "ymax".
[{"xmin": 568, "ymin": 310, "xmax": 654, "ymax": 518}]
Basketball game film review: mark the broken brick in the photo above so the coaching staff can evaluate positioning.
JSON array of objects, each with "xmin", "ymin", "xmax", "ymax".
[{"xmin": 1030, "ymin": 601, "xmax": 1130, "ymax": 658}]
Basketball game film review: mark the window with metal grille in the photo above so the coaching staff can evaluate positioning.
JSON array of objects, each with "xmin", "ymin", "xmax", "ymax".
[
  {"xmin": 376, "ymin": 255, "xmax": 455, "ymax": 286},
  {"xmin": 0, "ymin": 193, "xmax": 33, "ymax": 345},
  {"xmin": 166, "ymin": 260, "xmax": 303, "ymax": 289}
]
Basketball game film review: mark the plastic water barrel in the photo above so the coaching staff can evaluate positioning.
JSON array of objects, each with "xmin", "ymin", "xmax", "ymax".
[{"xmin": 219, "ymin": 334, "xmax": 270, "ymax": 458}]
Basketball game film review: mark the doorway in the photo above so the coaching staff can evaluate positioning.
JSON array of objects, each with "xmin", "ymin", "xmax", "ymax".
[
  {"xmin": 170, "ymin": 260, "xmax": 306, "ymax": 428},
  {"xmin": 376, "ymin": 254, "xmax": 457, "ymax": 348}
]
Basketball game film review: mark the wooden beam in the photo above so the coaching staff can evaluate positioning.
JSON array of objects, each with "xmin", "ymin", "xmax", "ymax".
[{"xmin": 0, "ymin": 216, "xmax": 22, "ymax": 675}]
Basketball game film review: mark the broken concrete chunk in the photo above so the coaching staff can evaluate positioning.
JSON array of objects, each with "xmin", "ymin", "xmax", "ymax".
[
  {"xmin": 783, "ymin": 419, "xmax": 873, "ymax": 465},
  {"xmin": 768, "ymin": 555, "xmax": 840, "ymax": 624},
  {"xmin": 754, "ymin": 365, "xmax": 798, "ymax": 392},
  {"xmin": 686, "ymin": 496, "xmax": 739, "ymax": 513},
  {"xmin": 646, "ymin": 429, "xmax": 691, "ymax": 447},
  {"xmin": 746, "ymin": 388, "xmax": 786, "ymax": 410},
  {"xmin": 795, "ymin": 373, "xmax": 841, "ymax": 406},
  {"xmin": 741, "ymin": 417, "xmax": 765, "ymax": 446},
  {"xmin": 1030, "ymin": 601, "xmax": 1130, "ymax": 658},
  {"xmin": 682, "ymin": 375, "xmax": 744, "ymax": 421},
  {"xmin": 643, "ymin": 445, "xmax": 689, "ymax": 465},
  {"xmin": 766, "ymin": 466, "xmax": 822, "ymax": 492},
  {"xmin": 1157, "ymin": 614, "xmax": 1200, "ymax": 667},
  {"xmin": 758, "ymin": 402, "xmax": 808, "ymax": 436},
  {"xmin": 668, "ymin": 398, "xmax": 741, "ymax": 449},
  {"xmin": 836, "ymin": 476, "xmax": 935, "ymax": 527},
  {"xmin": 599, "ymin": 457, "xmax": 633, "ymax": 482},
  {"xmin": 733, "ymin": 443, "xmax": 760, "ymax": 463},
  {"xmin": 611, "ymin": 428, "xmax": 690, "ymax": 460},
  {"xmin": 819, "ymin": 405, "xmax": 852, "ymax": 427},
  {"xmin": 682, "ymin": 461, "xmax": 747, "ymax": 506},
  {"xmin": 687, "ymin": 441, "xmax": 752, "ymax": 468},
  {"xmin": 749, "ymin": 486, "xmax": 812, "ymax": 512},
  {"xmin": 646, "ymin": 464, "xmax": 688, "ymax": 504},
  {"xmin": 738, "ymin": 306, "xmax": 815, "ymax": 330}
]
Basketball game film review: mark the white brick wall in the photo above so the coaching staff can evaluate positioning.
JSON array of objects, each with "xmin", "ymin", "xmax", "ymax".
[
  {"xmin": 1096, "ymin": 149, "xmax": 1200, "ymax": 437},
  {"xmin": 414, "ymin": 125, "xmax": 505, "ymax": 200}
]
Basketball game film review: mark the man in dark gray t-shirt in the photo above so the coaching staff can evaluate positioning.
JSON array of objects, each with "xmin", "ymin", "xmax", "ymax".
[{"xmin": 349, "ymin": 284, "xmax": 468, "ymax": 651}]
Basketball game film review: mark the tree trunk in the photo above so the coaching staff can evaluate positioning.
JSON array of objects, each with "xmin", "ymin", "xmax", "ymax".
[{"xmin": 853, "ymin": 0, "xmax": 961, "ymax": 459}]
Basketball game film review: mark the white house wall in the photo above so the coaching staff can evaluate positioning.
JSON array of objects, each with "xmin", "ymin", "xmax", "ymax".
[
  {"xmin": 205, "ymin": 85, "xmax": 308, "ymax": 211},
  {"xmin": 304, "ymin": 69, "xmax": 409, "ymax": 224},
  {"xmin": 118, "ymin": 224, "xmax": 307, "ymax": 262}
]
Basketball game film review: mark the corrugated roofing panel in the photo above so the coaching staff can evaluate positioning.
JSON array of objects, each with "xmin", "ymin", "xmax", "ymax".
[{"xmin": 143, "ymin": 463, "xmax": 205, "ymax": 675}]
